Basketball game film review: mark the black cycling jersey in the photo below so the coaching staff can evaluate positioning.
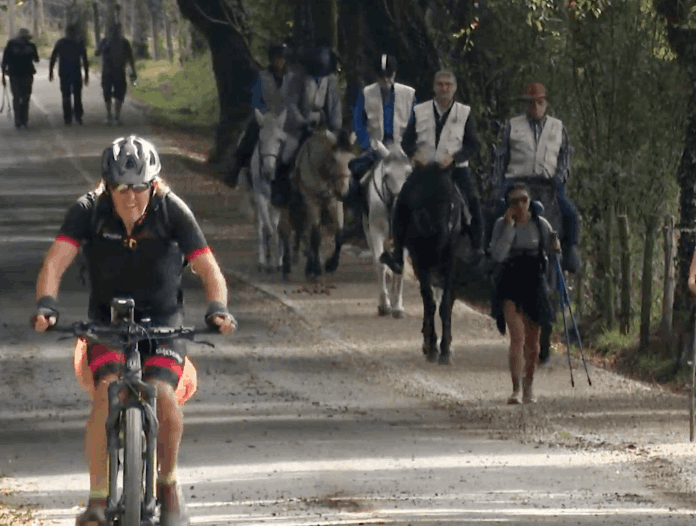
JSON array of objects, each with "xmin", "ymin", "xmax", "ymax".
[
  {"xmin": 50, "ymin": 37, "xmax": 88, "ymax": 79},
  {"xmin": 58, "ymin": 190, "xmax": 209, "ymax": 324}
]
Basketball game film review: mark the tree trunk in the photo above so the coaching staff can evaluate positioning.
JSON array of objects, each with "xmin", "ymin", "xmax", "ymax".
[
  {"xmin": 176, "ymin": 0, "xmax": 258, "ymax": 163},
  {"xmin": 618, "ymin": 215, "xmax": 631, "ymax": 335},
  {"xmin": 165, "ymin": 15, "xmax": 174, "ymax": 62},
  {"xmin": 150, "ymin": 6, "xmax": 161, "ymax": 59},
  {"xmin": 8, "ymin": 0, "xmax": 15, "ymax": 40},
  {"xmin": 294, "ymin": 0, "xmax": 337, "ymax": 48},
  {"xmin": 603, "ymin": 205, "xmax": 616, "ymax": 330},
  {"xmin": 38, "ymin": 0, "xmax": 45, "ymax": 36},
  {"xmin": 130, "ymin": 0, "xmax": 136, "ymax": 39},
  {"xmin": 662, "ymin": 214, "xmax": 677, "ymax": 337},
  {"xmin": 132, "ymin": 0, "xmax": 150, "ymax": 58},
  {"xmin": 641, "ymin": 215, "xmax": 658, "ymax": 352},
  {"xmin": 92, "ymin": 2, "xmax": 101, "ymax": 48},
  {"xmin": 32, "ymin": 0, "xmax": 38, "ymax": 39}
]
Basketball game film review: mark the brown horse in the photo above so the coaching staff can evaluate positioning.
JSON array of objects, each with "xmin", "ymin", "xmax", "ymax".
[{"xmin": 280, "ymin": 129, "xmax": 355, "ymax": 280}]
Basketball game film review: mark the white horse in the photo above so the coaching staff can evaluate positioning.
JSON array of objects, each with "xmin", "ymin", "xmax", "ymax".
[
  {"xmin": 363, "ymin": 144, "xmax": 413, "ymax": 318},
  {"xmin": 249, "ymin": 107, "xmax": 299, "ymax": 273}
]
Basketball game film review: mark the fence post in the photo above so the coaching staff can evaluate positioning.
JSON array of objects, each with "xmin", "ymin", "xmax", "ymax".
[
  {"xmin": 618, "ymin": 215, "xmax": 631, "ymax": 335},
  {"xmin": 661, "ymin": 214, "xmax": 677, "ymax": 336},
  {"xmin": 640, "ymin": 215, "xmax": 658, "ymax": 352}
]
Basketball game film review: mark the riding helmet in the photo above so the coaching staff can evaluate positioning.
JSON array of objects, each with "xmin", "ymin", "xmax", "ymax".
[{"xmin": 374, "ymin": 53, "xmax": 398, "ymax": 77}]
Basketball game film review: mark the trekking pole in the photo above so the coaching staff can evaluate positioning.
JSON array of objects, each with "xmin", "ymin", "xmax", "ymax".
[
  {"xmin": 0, "ymin": 84, "xmax": 5, "ymax": 114},
  {"xmin": 555, "ymin": 255, "xmax": 592, "ymax": 386},
  {"xmin": 557, "ymin": 267, "xmax": 575, "ymax": 388}
]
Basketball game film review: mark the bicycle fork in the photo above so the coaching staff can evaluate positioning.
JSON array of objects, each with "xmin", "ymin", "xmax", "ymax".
[{"xmin": 105, "ymin": 379, "xmax": 159, "ymax": 524}]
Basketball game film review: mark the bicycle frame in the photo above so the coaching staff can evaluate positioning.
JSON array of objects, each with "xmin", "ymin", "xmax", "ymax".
[{"xmin": 104, "ymin": 298, "xmax": 159, "ymax": 526}]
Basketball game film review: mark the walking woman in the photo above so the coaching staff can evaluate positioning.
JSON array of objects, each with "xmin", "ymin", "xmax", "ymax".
[{"xmin": 489, "ymin": 183, "xmax": 560, "ymax": 404}]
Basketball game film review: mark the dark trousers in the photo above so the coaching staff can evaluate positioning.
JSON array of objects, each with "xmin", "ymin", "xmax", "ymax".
[
  {"xmin": 60, "ymin": 74, "xmax": 83, "ymax": 124},
  {"xmin": 9, "ymin": 75, "xmax": 33, "ymax": 127},
  {"xmin": 235, "ymin": 118, "xmax": 260, "ymax": 168}
]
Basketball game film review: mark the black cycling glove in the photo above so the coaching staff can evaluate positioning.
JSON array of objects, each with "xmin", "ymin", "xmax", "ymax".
[
  {"xmin": 31, "ymin": 295, "xmax": 59, "ymax": 329},
  {"xmin": 204, "ymin": 301, "xmax": 237, "ymax": 331}
]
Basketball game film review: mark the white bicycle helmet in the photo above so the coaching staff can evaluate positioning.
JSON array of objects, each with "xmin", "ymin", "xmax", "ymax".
[{"xmin": 101, "ymin": 135, "xmax": 161, "ymax": 186}]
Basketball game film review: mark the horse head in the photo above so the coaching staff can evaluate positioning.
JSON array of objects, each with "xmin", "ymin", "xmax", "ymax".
[
  {"xmin": 381, "ymin": 143, "xmax": 412, "ymax": 196},
  {"xmin": 255, "ymin": 108, "xmax": 288, "ymax": 181},
  {"xmin": 324, "ymin": 129, "xmax": 357, "ymax": 198}
]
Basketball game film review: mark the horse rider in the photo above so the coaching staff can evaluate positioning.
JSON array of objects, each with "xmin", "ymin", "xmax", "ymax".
[
  {"xmin": 225, "ymin": 42, "xmax": 303, "ymax": 188},
  {"xmin": 402, "ymin": 70, "xmax": 483, "ymax": 255},
  {"xmin": 2, "ymin": 28, "xmax": 39, "ymax": 129},
  {"xmin": 344, "ymin": 53, "xmax": 417, "ymax": 221},
  {"xmin": 298, "ymin": 45, "xmax": 342, "ymax": 137},
  {"xmin": 492, "ymin": 81, "xmax": 581, "ymax": 365}
]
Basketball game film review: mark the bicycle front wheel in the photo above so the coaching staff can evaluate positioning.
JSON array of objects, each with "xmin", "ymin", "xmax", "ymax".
[{"xmin": 123, "ymin": 407, "xmax": 143, "ymax": 526}]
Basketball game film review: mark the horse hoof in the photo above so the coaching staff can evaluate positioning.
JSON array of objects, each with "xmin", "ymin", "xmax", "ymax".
[
  {"xmin": 325, "ymin": 258, "xmax": 338, "ymax": 273},
  {"xmin": 378, "ymin": 304, "xmax": 392, "ymax": 316},
  {"xmin": 426, "ymin": 349, "xmax": 439, "ymax": 363},
  {"xmin": 438, "ymin": 352, "xmax": 453, "ymax": 366},
  {"xmin": 392, "ymin": 309, "xmax": 405, "ymax": 319}
]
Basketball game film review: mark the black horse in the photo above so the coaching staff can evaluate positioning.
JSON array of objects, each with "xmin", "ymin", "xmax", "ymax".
[{"xmin": 380, "ymin": 163, "xmax": 467, "ymax": 365}]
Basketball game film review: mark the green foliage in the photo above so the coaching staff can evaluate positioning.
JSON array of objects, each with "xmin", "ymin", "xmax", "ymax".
[
  {"xmin": 131, "ymin": 56, "xmax": 218, "ymax": 125},
  {"xmin": 594, "ymin": 325, "xmax": 638, "ymax": 356},
  {"xmin": 241, "ymin": 0, "xmax": 295, "ymax": 67}
]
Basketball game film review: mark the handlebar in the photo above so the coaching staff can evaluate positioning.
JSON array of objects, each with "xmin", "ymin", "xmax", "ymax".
[{"xmin": 54, "ymin": 321, "xmax": 218, "ymax": 348}]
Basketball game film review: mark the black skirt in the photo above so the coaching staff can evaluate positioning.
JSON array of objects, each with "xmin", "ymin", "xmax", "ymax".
[{"xmin": 491, "ymin": 254, "xmax": 554, "ymax": 333}]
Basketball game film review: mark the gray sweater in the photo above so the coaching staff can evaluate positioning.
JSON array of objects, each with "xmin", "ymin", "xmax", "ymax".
[{"xmin": 489, "ymin": 215, "xmax": 556, "ymax": 263}]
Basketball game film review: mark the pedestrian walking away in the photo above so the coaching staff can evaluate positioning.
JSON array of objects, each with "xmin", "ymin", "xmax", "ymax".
[
  {"xmin": 488, "ymin": 182, "xmax": 561, "ymax": 405},
  {"xmin": 49, "ymin": 24, "xmax": 89, "ymax": 126},
  {"xmin": 95, "ymin": 23, "xmax": 136, "ymax": 126},
  {"xmin": 31, "ymin": 136, "xmax": 236, "ymax": 526},
  {"xmin": 1, "ymin": 28, "xmax": 39, "ymax": 129}
]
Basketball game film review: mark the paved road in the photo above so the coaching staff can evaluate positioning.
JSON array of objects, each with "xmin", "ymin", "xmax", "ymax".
[{"xmin": 1, "ymin": 59, "xmax": 696, "ymax": 525}]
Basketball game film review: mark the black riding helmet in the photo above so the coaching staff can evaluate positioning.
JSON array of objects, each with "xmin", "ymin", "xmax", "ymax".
[
  {"xmin": 268, "ymin": 42, "xmax": 289, "ymax": 61},
  {"xmin": 374, "ymin": 53, "xmax": 398, "ymax": 77},
  {"xmin": 301, "ymin": 46, "xmax": 336, "ymax": 76}
]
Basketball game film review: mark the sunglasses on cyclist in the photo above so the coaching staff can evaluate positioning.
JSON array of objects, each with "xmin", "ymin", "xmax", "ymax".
[
  {"xmin": 508, "ymin": 195, "xmax": 529, "ymax": 206},
  {"xmin": 108, "ymin": 182, "xmax": 153, "ymax": 194}
]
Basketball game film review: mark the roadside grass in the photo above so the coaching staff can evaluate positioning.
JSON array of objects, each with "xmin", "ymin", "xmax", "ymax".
[{"xmin": 130, "ymin": 56, "xmax": 218, "ymax": 126}]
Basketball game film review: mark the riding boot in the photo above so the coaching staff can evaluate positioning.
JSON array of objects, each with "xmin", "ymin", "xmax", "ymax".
[{"xmin": 226, "ymin": 119, "xmax": 260, "ymax": 188}]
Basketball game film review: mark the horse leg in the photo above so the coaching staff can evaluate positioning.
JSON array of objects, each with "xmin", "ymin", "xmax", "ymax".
[
  {"xmin": 278, "ymin": 208, "xmax": 293, "ymax": 281},
  {"xmin": 390, "ymin": 247, "xmax": 406, "ymax": 319},
  {"xmin": 269, "ymin": 205, "xmax": 283, "ymax": 274},
  {"xmin": 418, "ymin": 267, "xmax": 438, "ymax": 362},
  {"xmin": 438, "ymin": 262, "xmax": 457, "ymax": 366},
  {"xmin": 305, "ymin": 224, "xmax": 322, "ymax": 280},
  {"xmin": 325, "ymin": 199, "xmax": 344, "ymax": 273},
  {"xmin": 369, "ymin": 227, "xmax": 391, "ymax": 316},
  {"xmin": 325, "ymin": 232, "xmax": 343, "ymax": 273}
]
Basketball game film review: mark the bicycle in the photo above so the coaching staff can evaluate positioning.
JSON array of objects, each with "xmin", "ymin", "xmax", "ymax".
[{"xmin": 57, "ymin": 297, "xmax": 214, "ymax": 526}]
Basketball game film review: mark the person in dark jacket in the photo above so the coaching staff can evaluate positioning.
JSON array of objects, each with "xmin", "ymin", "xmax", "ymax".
[
  {"xmin": 49, "ymin": 24, "xmax": 89, "ymax": 126},
  {"xmin": 2, "ymin": 28, "xmax": 39, "ymax": 129},
  {"xmin": 95, "ymin": 23, "xmax": 136, "ymax": 126}
]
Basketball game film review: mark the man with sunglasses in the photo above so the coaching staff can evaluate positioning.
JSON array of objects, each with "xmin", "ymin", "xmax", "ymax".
[
  {"xmin": 31, "ymin": 135, "xmax": 236, "ymax": 526},
  {"xmin": 492, "ymin": 82, "xmax": 580, "ymax": 366}
]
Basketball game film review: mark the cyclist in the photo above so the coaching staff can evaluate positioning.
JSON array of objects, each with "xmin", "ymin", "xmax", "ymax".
[{"xmin": 31, "ymin": 136, "xmax": 236, "ymax": 526}]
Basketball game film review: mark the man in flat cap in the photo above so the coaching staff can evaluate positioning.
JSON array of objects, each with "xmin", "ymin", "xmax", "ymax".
[{"xmin": 492, "ymin": 82, "xmax": 581, "ymax": 365}]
